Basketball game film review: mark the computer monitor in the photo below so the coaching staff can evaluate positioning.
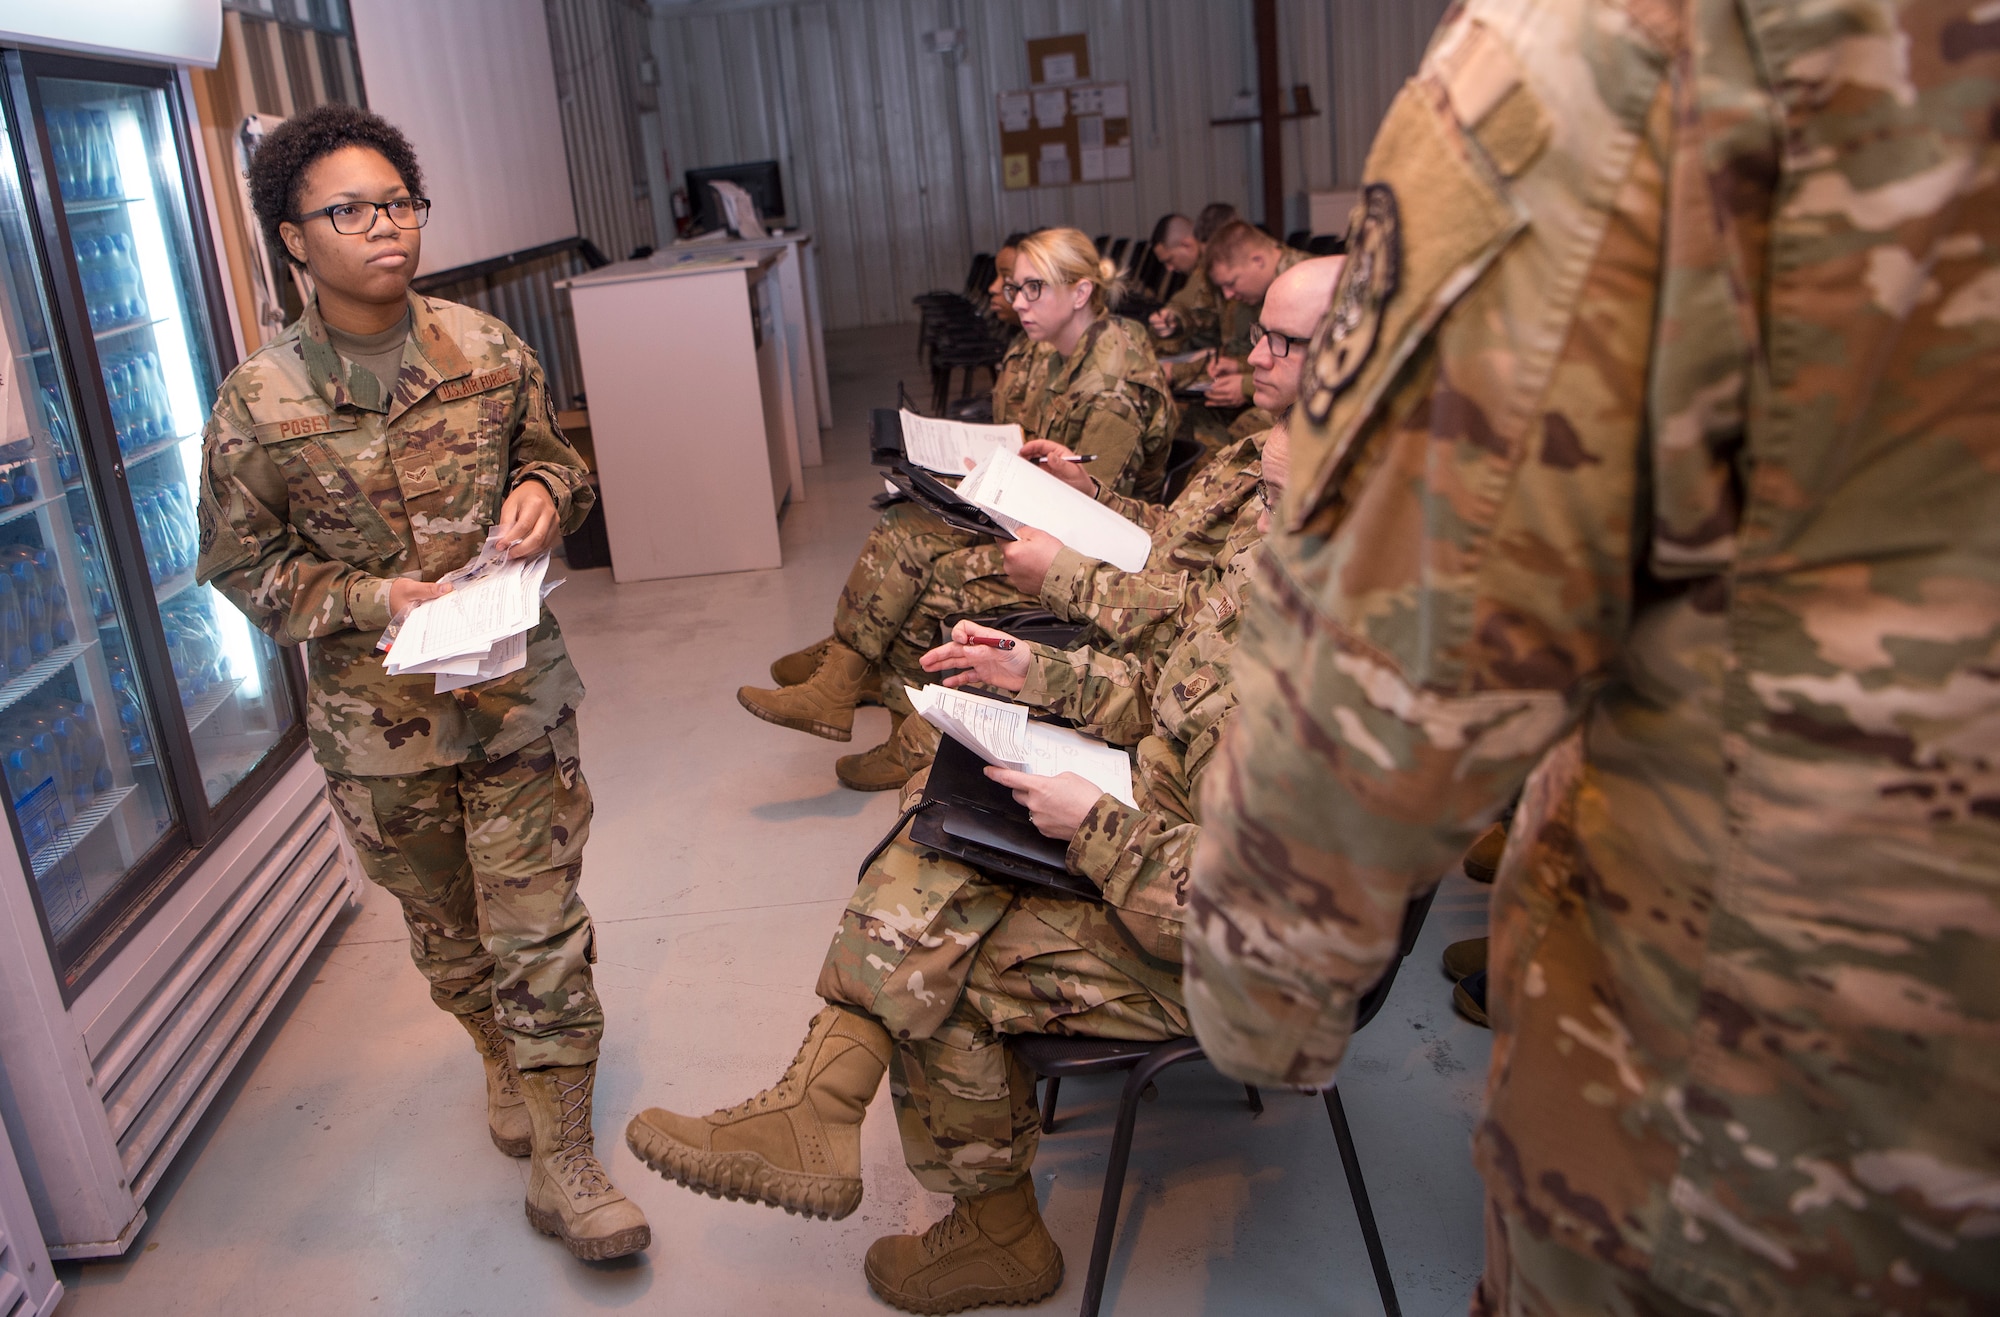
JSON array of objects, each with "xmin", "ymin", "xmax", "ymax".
[{"xmin": 686, "ymin": 160, "xmax": 786, "ymax": 233}]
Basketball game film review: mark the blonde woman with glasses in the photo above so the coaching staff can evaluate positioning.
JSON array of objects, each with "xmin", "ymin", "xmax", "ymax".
[{"xmin": 739, "ymin": 228, "xmax": 1175, "ymax": 786}]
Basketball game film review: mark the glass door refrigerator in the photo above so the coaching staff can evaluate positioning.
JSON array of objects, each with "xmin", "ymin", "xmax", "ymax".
[{"xmin": 0, "ymin": 48, "xmax": 357, "ymax": 1259}]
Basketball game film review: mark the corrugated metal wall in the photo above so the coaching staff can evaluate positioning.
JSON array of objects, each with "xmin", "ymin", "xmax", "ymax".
[
  {"xmin": 547, "ymin": 0, "xmax": 661, "ymax": 262},
  {"xmin": 650, "ymin": 0, "xmax": 1450, "ymax": 329}
]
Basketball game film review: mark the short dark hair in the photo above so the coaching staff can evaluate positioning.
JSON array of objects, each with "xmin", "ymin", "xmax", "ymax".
[
  {"xmin": 1206, "ymin": 218, "xmax": 1277, "ymax": 268},
  {"xmin": 1149, "ymin": 213, "xmax": 1192, "ymax": 248},
  {"xmin": 1193, "ymin": 203, "xmax": 1237, "ymax": 243},
  {"xmin": 247, "ymin": 104, "xmax": 424, "ymax": 267}
]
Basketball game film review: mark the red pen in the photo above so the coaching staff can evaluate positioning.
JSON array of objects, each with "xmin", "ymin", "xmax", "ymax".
[{"xmin": 965, "ymin": 635, "xmax": 1016, "ymax": 650}]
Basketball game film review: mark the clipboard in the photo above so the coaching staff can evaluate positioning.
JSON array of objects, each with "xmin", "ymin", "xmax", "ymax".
[
  {"xmin": 869, "ymin": 410, "xmax": 1017, "ymax": 541},
  {"xmin": 912, "ymin": 736, "xmax": 1102, "ymax": 901}
]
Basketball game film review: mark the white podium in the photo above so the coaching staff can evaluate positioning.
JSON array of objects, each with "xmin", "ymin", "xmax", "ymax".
[{"xmin": 566, "ymin": 248, "xmax": 804, "ymax": 580}]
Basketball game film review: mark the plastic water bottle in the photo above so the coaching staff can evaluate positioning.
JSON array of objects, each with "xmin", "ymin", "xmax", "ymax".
[
  {"xmin": 108, "ymin": 670, "xmax": 148, "ymax": 758},
  {"xmin": 73, "ymin": 522, "xmax": 112, "ymax": 620},
  {"xmin": 12, "ymin": 458, "xmax": 35, "ymax": 505},
  {"xmin": 0, "ymin": 571, "xmax": 27, "ymax": 677},
  {"xmin": 87, "ymin": 111, "xmax": 119, "ymax": 200},
  {"xmin": 47, "ymin": 110, "xmax": 74, "ymax": 198},
  {"xmin": 109, "ymin": 235, "xmax": 143, "ymax": 321},
  {"xmin": 5, "ymin": 734, "xmax": 57, "ymax": 811},
  {"xmin": 40, "ymin": 390, "xmax": 78, "ymax": 484},
  {"xmin": 7, "ymin": 555, "xmax": 52, "ymax": 660},
  {"xmin": 66, "ymin": 702, "xmax": 111, "ymax": 793}
]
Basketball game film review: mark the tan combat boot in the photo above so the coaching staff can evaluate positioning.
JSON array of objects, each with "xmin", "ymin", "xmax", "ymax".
[
  {"xmin": 1441, "ymin": 935, "xmax": 1488, "ymax": 982},
  {"xmin": 457, "ymin": 1010, "xmax": 531, "ymax": 1157},
  {"xmin": 863, "ymin": 1179, "xmax": 1065, "ymax": 1315},
  {"xmin": 625, "ymin": 1006, "xmax": 890, "ymax": 1220},
  {"xmin": 737, "ymin": 642, "xmax": 873, "ymax": 741},
  {"xmin": 773, "ymin": 636, "xmax": 884, "ymax": 705},
  {"xmin": 834, "ymin": 711, "xmax": 939, "ymax": 792},
  {"xmin": 1462, "ymin": 820, "xmax": 1509, "ymax": 884},
  {"xmin": 519, "ymin": 1063, "xmax": 652, "ymax": 1260}
]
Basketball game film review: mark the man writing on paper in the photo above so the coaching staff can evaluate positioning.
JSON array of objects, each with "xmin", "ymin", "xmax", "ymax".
[
  {"xmin": 195, "ymin": 106, "xmax": 648, "ymax": 1260},
  {"xmin": 1176, "ymin": 221, "xmax": 1308, "ymax": 463},
  {"xmin": 626, "ymin": 424, "xmax": 1291, "ymax": 1316},
  {"xmin": 834, "ymin": 256, "xmax": 1343, "ymax": 794}
]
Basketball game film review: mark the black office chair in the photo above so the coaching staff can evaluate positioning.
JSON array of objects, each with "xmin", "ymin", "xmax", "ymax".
[
  {"xmin": 1285, "ymin": 228, "xmax": 1311, "ymax": 249},
  {"xmin": 1307, "ymin": 234, "xmax": 1347, "ymax": 256},
  {"xmin": 1093, "ymin": 233, "xmax": 1112, "ymax": 255},
  {"xmin": 1011, "ymin": 885, "xmax": 1438, "ymax": 1317},
  {"xmin": 1159, "ymin": 435, "xmax": 1203, "ymax": 505}
]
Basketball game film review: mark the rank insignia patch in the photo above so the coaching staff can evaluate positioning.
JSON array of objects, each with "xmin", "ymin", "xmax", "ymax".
[{"xmin": 1304, "ymin": 183, "xmax": 1401, "ymax": 425}]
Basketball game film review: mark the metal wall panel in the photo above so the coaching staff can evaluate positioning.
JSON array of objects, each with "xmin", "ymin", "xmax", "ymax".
[
  {"xmin": 650, "ymin": 0, "xmax": 1448, "ymax": 328},
  {"xmin": 546, "ymin": 0, "xmax": 661, "ymax": 263}
]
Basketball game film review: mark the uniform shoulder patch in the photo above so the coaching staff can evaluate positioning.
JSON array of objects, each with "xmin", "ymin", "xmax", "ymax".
[{"xmin": 1304, "ymin": 184, "xmax": 1402, "ymax": 425}]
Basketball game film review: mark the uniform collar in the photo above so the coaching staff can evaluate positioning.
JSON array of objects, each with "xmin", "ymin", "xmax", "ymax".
[
  {"xmin": 1048, "ymin": 315, "xmax": 1112, "ymax": 386},
  {"xmin": 300, "ymin": 293, "xmax": 473, "ymax": 418}
]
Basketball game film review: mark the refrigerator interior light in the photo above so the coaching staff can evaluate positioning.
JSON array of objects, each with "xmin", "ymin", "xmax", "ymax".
[{"xmin": 108, "ymin": 104, "xmax": 201, "ymax": 440}]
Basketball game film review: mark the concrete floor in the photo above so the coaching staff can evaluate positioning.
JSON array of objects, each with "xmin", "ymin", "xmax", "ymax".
[{"xmin": 54, "ymin": 325, "xmax": 1494, "ymax": 1317}]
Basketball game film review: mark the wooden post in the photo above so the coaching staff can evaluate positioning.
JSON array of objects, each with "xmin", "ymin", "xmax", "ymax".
[{"xmin": 1254, "ymin": 0, "xmax": 1284, "ymax": 236}]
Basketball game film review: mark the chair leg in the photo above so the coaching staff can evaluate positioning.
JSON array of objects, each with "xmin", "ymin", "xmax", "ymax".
[
  {"xmin": 1077, "ymin": 1049, "xmax": 1187, "ymax": 1317},
  {"xmin": 1244, "ymin": 1084, "xmax": 1263, "ymax": 1115},
  {"xmin": 1040, "ymin": 1076, "xmax": 1062, "ymax": 1134},
  {"xmin": 1325, "ymin": 1086, "xmax": 1400, "ymax": 1317}
]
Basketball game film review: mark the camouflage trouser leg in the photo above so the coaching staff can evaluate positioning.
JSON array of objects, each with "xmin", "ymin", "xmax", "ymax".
[
  {"xmin": 833, "ymin": 502, "xmax": 982, "ymax": 664},
  {"xmin": 816, "ymin": 820, "xmax": 1185, "ymax": 1195},
  {"xmin": 879, "ymin": 542, "xmax": 1036, "ymax": 716},
  {"xmin": 323, "ymin": 724, "xmax": 603, "ymax": 1070},
  {"xmin": 1472, "ymin": 1203, "xmax": 1719, "ymax": 1317}
]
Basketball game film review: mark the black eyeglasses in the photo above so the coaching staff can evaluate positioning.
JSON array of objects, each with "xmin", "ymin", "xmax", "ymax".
[
  {"xmin": 1002, "ymin": 278, "xmax": 1050, "ymax": 303},
  {"xmin": 295, "ymin": 197, "xmax": 432, "ymax": 235},
  {"xmin": 1250, "ymin": 323, "xmax": 1311, "ymax": 358}
]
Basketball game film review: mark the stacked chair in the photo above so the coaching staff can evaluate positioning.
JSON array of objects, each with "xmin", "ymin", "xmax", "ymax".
[{"xmin": 911, "ymin": 252, "xmax": 1013, "ymax": 419}]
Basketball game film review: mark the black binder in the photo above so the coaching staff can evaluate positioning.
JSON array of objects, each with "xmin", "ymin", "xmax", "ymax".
[
  {"xmin": 868, "ymin": 408, "xmax": 1016, "ymax": 541},
  {"xmin": 911, "ymin": 735, "xmax": 1103, "ymax": 901}
]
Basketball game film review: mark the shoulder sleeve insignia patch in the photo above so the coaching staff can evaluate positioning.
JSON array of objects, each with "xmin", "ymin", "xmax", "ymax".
[{"xmin": 1304, "ymin": 183, "xmax": 1402, "ymax": 425}]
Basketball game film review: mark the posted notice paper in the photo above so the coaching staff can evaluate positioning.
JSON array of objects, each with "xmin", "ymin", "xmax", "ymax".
[
  {"xmin": 955, "ymin": 449, "xmax": 1151, "ymax": 572},
  {"xmin": 908, "ymin": 685, "xmax": 1136, "ymax": 807}
]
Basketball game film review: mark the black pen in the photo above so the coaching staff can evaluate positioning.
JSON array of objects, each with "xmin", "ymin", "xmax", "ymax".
[{"xmin": 1034, "ymin": 454, "xmax": 1099, "ymax": 464}]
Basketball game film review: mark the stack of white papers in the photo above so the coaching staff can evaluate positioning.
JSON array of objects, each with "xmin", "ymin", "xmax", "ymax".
[
  {"xmin": 909, "ymin": 685, "xmax": 1136, "ymax": 807},
  {"xmin": 384, "ymin": 550, "xmax": 556, "ymax": 693},
  {"xmin": 955, "ymin": 449, "xmax": 1152, "ymax": 572},
  {"xmin": 898, "ymin": 409, "xmax": 1023, "ymax": 475}
]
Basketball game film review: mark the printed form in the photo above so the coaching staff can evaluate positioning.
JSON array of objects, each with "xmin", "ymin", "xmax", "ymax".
[
  {"xmin": 909, "ymin": 685, "xmax": 1136, "ymax": 806},
  {"xmin": 955, "ymin": 449, "xmax": 1152, "ymax": 571},
  {"xmin": 898, "ymin": 410, "xmax": 1023, "ymax": 475}
]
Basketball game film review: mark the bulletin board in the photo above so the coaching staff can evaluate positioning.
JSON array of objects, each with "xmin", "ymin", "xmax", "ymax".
[{"xmin": 997, "ymin": 82, "xmax": 1133, "ymax": 189}]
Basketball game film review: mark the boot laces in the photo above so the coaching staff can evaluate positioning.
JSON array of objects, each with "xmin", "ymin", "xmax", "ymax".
[
  {"xmin": 548, "ymin": 1069, "xmax": 614, "ymax": 1198},
  {"xmin": 917, "ymin": 1198, "xmax": 978, "ymax": 1260},
  {"xmin": 716, "ymin": 1016, "xmax": 823, "ymax": 1119},
  {"xmin": 478, "ymin": 1017, "xmax": 523, "ymax": 1101}
]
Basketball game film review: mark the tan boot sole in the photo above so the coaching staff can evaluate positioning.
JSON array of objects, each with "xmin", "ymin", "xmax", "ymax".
[
  {"xmin": 863, "ymin": 1251, "xmax": 1064, "ymax": 1315},
  {"xmin": 491, "ymin": 1123, "xmax": 531, "ymax": 1158},
  {"xmin": 736, "ymin": 688, "xmax": 854, "ymax": 742},
  {"xmin": 525, "ymin": 1200, "xmax": 651, "ymax": 1261},
  {"xmin": 627, "ymin": 1114, "xmax": 863, "ymax": 1221}
]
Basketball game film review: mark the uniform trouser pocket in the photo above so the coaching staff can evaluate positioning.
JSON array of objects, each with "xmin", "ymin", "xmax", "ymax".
[{"xmin": 324, "ymin": 770, "xmax": 490, "ymax": 1015}]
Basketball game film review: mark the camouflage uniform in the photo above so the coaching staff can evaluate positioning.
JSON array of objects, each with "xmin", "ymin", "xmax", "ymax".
[
  {"xmin": 832, "ymin": 314, "xmax": 1175, "ymax": 666},
  {"xmin": 1185, "ymin": 1, "xmax": 2000, "ymax": 1312},
  {"xmin": 1152, "ymin": 262, "xmax": 1226, "ymax": 383},
  {"xmin": 1177, "ymin": 249, "xmax": 1308, "ymax": 459},
  {"xmin": 876, "ymin": 429, "xmax": 1272, "ymax": 709},
  {"xmin": 815, "ymin": 543, "xmax": 1257, "ymax": 1195},
  {"xmin": 197, "ymin": 294, "xmax": 605, "ymax": 1067}
]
